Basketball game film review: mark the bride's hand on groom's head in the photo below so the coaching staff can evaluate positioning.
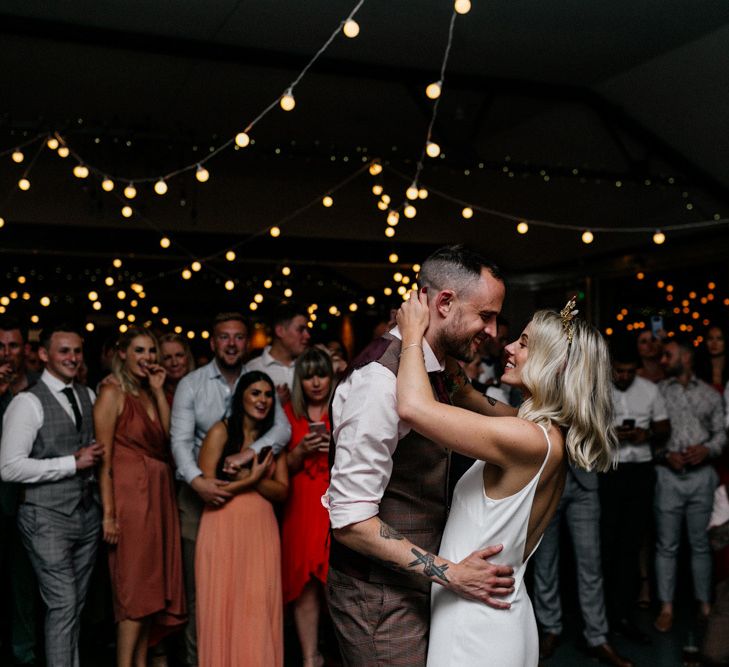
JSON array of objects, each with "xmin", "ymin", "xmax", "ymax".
[{"xmin": 396, "ymin": 290, "xmax": 430, "ymax": 338}]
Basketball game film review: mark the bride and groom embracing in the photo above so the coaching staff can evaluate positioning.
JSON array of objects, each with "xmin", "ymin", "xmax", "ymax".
[{"xmin": 323, "ymin": 245, "xmax": 616, "ymax": 666}]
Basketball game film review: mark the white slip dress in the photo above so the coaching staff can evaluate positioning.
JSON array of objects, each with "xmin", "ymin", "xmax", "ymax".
[{"xmin": 426, "ymin": 424, "xmax": 553, "ymax": 667}]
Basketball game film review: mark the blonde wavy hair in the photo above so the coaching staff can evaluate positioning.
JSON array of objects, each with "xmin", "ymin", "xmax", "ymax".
[
  {"xmin": 517, "ymin": 309, "xmax": 617, "ymax": 472},
  {"xmin": 111, "ymin": 327, "xmax": 160, "ymax": 396}
]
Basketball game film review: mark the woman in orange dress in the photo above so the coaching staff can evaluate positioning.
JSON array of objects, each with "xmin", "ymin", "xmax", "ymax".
[
  {"xmin": 95, "ymin": 327, "xmax": 186, "ymax": 667},
  {"xmin": 281, "ymin": 348, "xmax": 334, "ymax": 666},
  {"xmin": 195, "ymin": 371, "xmax": 288, "ymax": 667}
]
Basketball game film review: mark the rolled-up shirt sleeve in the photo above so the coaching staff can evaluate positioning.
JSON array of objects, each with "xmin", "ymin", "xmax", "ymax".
[
  {"xmin": 250, "ymin": 396, "xmax": 291, "ymax": 455},
  {"xmin": 170, "ymin": 377, "xmax": 202, "ymax": 485},
  {"xmin": 0, "ymin": 393, "xmax": 76, "ymax": 483},
  {"xmin": 324, "ymin": 364, "xmax": 405, "ymax": 530}
]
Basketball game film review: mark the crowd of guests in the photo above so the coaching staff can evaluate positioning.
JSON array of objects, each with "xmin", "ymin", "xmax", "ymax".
[{"xmin": 1, "ymin": 303, "xmax": 729, "ymax": 666}]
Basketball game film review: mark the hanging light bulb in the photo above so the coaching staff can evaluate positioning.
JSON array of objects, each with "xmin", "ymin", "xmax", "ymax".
[
  {"xmin": 372, "ymin": 184, "xmax": 383, "ymax": 196},
  {"xmin": 57, "ymin": 146, "xmax": 70, "ymax": 158},
  {"xmin": 282, "ymin": 266, "xmax": 291, "ymax": 276},
  {"xmin": 224, "ymin": 280, "xmax": 235, "ymax": 291},
  {"xmin": 404, "ymin": 204, "xmax": 417, "ymax": 219},
  {"xmin": 88, "ymin": 291, "xmax": 98, "ymax": 301},
  {"xmin": 366, "ymin": 296, "xmax": 376, "ymax": 305},
  {"xmin": 191, "ymin": 261, "xmax": 202, "ymax": 272},
  {"xmin": 369, "ymin": 162, "xmax": 383, "ymax": 176},
  {"xmin": 11, "ymin": 150, "xmax": 24, "ymax": 163},
  {"xmin": 235, "ymin": 132, "xmax": 251, "ymax": 148},
  {"xmin": 105, "ymin": 276, "xmax": 114, "ymax": 286},
  {"xmin": 85, "ymin": 322, "xmax": 95, "ymax": 332},
  {"xmin": 254, "ymin": 293, "xmax": 264, "ymax": 303},
  {"xmin": 582, "ymin": 230, "xmax": 594, "ymax": 244},
  {"xmin": 418, "ymin": 188, "xmax": 428, "ymax": 199},
  {"xmin": 225, "ymin": 250, "xmax": 236, "ymax": 261},
  {"xmin": 280, "ymin": 89, "xmax": 296, "ymax": 111},
  {"xmin": 18, "ymin": 178, "xmax": 30, "ymax": 191},
  {"xmin": 73, "ymin": 164, "xmax": 89, "ymax": 179},
  {"xmin": 195, "ymin": 165, "xmax": 209, "ymax": 182},
  {"xmin": 516, "ymin": 221, "xmax": 529, "ymax": 234},
  {"xmin": 40, "ymin": 296, "xmax": 51, "ymax": 307},
  {"xmin": 121, "ymin": 206, "xmax": 133, "ymax": 218},
  {"xmin": 160, "ymin": 236, "xmax": 171, "ymax": 249},
  {"xmin": 113, "ymin": 258, "xmax": 122, "ymax": 268},
  {"xmin": 47, "ymin": 137, "xmax": 59, "ymax": 150},
  {"xmin": 454, "ymin": 0, "xmax": 472, "ymax": 14},
  {"xmin": 426, "ymin": 141, "xmax": 441, "ymax": 158},
  {"xmin": 181, "ymin": 269, "xmax": 192, "ymax": 280},
  {"xmin": 406, "ymin": 184, "xmax": 419, "ymax": 200},
  {"xmin": 284, "ymin": 288, "xmax": 293, "ymax": 297},
  {"xmin": 425, "ymin": 81, "xmax": 442, "ymax": 100},
  {"xmin": 322, "ymin": 195, "xmax": 334, "ymax": 207},
  {"xmin": 389, "ymin": 253, "xmax": 399, "ymax": 264},
  {"xmin": 377, "ymin": 200, "xmax": 388, "ymax": 211},
  {"xmin": 385, "ymin": 227, "xmax": 396, "ymax": 238},
  {"xmin": 653, "ymin": 230, "xmax": 666, "ymax": 245},
  {"xmin": 264, "ymin": 279, "xmax": 273, "ymax": 289},
  {"xmin": 462, "ymin": 207, "xmax": 474, "ymax": 219},
  {"xmin": 387, "ymin": 211, "xmax": 400, "ymax": 226},
  {"xmin": 124, "ymin": 183, "xmax": 137, "ymax": 199},
  {"xmin": 342, "ymin": 19, "xmax": 360, "ymax": 38},
  {"xmin": 270, "ymin": 226, "xmax": 281, "ymax": 238},
  {"xmin": 0, "ymin": 217, "xmax": 5, "ymax": 229},
  {"xmin": 101, "ymin": 178, "xmax": 114, "ymax": 192},
  {"xmin": 154, "ymin": 179, "xmax": 168, "ymax": 195},
  {"xmin": 380, "ymin": 194, "xmax": 391, "ymax": 205}
]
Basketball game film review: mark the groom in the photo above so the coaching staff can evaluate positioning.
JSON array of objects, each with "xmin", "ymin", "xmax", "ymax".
[{"xmin": 325, "ymin": 245, "xmax": 515, "ymax": 665}]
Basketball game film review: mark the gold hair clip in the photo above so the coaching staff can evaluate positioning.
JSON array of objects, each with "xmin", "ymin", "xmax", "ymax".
[{"xmin": 560, "ymin": 296, "xmax": 579, "ymax": 344}]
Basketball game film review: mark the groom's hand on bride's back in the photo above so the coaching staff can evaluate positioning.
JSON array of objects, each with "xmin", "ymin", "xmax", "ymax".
[{"xmin": 447, "ymin": 544, "xmax": 515, "ymax": 609}]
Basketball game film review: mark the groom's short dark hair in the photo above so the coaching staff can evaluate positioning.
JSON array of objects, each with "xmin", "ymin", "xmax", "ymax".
[{"xmin": 419, "ymin": 245, "xmax": 503, "ymax": 295}]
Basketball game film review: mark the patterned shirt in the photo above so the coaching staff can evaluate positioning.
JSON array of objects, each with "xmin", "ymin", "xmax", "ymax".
[{"xmin": 658, "ymin": 375, "xmax": 726, "ymax": 457}]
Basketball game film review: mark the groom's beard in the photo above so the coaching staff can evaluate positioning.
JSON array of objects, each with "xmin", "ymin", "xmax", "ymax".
[{"xmin": 438, "ymin": 318, "xmax": 479, "ymax": 364}]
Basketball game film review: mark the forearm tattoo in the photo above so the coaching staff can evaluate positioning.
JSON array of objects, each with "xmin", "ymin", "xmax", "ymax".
[
  {"xmin": 409, "ymin": 548, "xmax": 450, "ymax": 583},
  {"xmin": 378, "ymin": 519, "xmax": 404, "ymax": 540}
]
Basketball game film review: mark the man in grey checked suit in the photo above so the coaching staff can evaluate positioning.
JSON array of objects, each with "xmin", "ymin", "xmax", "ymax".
[
  {"xmin": 532, "ymin": 465, "xmax": 633, "ymax": 667},
  {"xmin": 0, "ymin": 324, "xmax": 104, "ymax": 667}
]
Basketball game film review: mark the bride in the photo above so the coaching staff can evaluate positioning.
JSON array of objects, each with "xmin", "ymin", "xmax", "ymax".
[{"xmin": 395, "ymin": 292, "xmax": 616, "ymax": 667}]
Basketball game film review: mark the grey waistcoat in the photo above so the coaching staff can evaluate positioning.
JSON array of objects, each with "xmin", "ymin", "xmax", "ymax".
[{"xmin": 23, "ymin": 380, "xmax": 95, "ymax": 515}]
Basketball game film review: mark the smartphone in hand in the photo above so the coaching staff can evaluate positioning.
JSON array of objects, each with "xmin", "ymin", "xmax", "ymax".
[{"xmin": 309, "ymin": 421, "xmax": 328, "ymax": 437}]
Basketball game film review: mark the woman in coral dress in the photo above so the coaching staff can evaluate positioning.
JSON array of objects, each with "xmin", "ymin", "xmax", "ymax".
[
  {"xmin": 95, "ymin": 327, "xmax": 186, "ymax": 667},
  {"xmin": 195, "ymin": 371, "xmax": 288, "ymax": 667},
  {"xmin": 281, "ymin": 348, "xmax": 334, "ymax": 666}
]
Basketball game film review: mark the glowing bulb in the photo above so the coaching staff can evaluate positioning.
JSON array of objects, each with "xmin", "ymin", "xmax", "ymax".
[
  {"xmin": 381, "ymin": 194, "xmax": 391, "ymax": 205},
  {"xmin": 385, "ymin": 227, "xmax": 396, "ymax": 237},
  {"xmin": 102, "ymin": 178, "xmax": 114, "ymax": 192},
  {"xmin": 40, "ymin": 296, "xmax": 51, "ymax": 307},
  {"xmin": 377, "ymin": 201, "xmax": 388, "ymax": 211},
  {"xmin": 12, "ymin": 150, "xmax": 24, "ymax": 163},
  {"xmin": 404, "ymin": 205, "xmax": 417, "ymax": 219},
  {"xmin": 92, "ymin": 301, "xmax": 102, "ymax": 311},
  {"xmin": 418, "ymin": 188, "xmax": 428, "ymax": 199},
  {"xmin": 264, "ymin": 279, "xmax": 273, "ymax": 289},
  {"xmin": 462, "ymin": 207, "xmax": 473, "ymax": 219},
  {"xmin": 113, "ymin": 258, "xmax": 122, "ymax": 268},
  {"xmin": 191, "ymin": 261, "xmax": 202, "ymax": 272},
  {"xmin": 57, "ymin": 146, "xmax": 70, "ymax": 158},
  {"xmin": 282, "ymin": 266, "xmax": 291, "ymax": 276},
  {"xmin": 406, "ymin": 184, "xmax": 419, "ymax": 200},
  {"xmin": 366, "ymin": 296, "xmax": 375, "ymax": 305},
  {"xmin": 0, "ymin": 297, "xmax": 8, "ymax": 306},
  {"xmin": 185, "ymin": 331, "xmax": 194, "ymax": 339},
  {"xmin": 121, "ymin": 205, "xmax": 133, "ymax": 218},
  {"xmin": 85, "ymin": 322, "xmax": 95, "ymax": 332},
  {"xmin": 329, "ymin": 306, "xmax": 337, "ymax": 315},
  {"xmin": 372, "ymin": 184, "xmax": 383, "ymax": 196},
  {"xmin": 18, "ymin": 178, "xmax": 30, "ymax": 191},
  {"xmin": 322, "ymin": 195, "xmax": 334, "ymax": 207},
  {"xmin": 402, "ymin": 276, "xmax": 411, "ymax": 284},
  {"xmin": 73, "ymin": 164, "xmax": 89, "ymax": 179},
  {"xmin": 30, "ymin": 315, "xmax": 39, "ymax": 324},
  {"xmin": 224, "ymin": 280, "xmax": 235, "ymax": 291},
  {"xmin": 201, "ymin": 330, "xmax": 209, "ymax": 339},
  {"xmin": 349, "ymin": 303, "xmax": 358, "ymax": 312},
  {"xmin": 119, "ymin": 324, "xmax": 128, "ymax": 333},
  {"xmin": 195, "ymin": 165, "xmax": 209, "ymax": 182},
  {"xmin": 426, "ymin": 141, "xmax": 441, "ymax": 158},
  {"xmin": 154, "ymin": 179, "xmax": 168, "ymax": 195},
  {"xmin": 127, "ymin": 314, "xmax": 136, "ymax": 323},
  {"xmin": 225, "ymin": 250, "xmax": 236, "ymax": 261},
  {"xmin": 47, "ymin": 137, "xmax": 59, "ymax": 150},
  {"xmin": 117, "ymin": 290, "xmax": 126, "ymax": 300},
  {"xmin": 454, "ymin": 0, "xmax": 472, "ymax": 14},
  {"xmin": 653, "ymin": 230, "xmax": 666, "ymax": 245},
  {"xmin": 517, "ymin": 221, "xmax": 529, "ymax": 234},
  {"xmin": 389, "ymin": 254, "xmax": 399, "ymax": 264},
  {"xmin": 104, "ymin": 276, "xmax": 114, "ymax": 287},
  {"xmin": 426, "ymin": 82, "xmax": 442, "ymax": 100},
  {"xmin": 582, "ymin": 230, "xmax": 594, "ymax": 244},
  {"xmin": 384, "ymin": 287, "xmax": 393, "ymax": 296},
  {"xmin": 182, "ymin": 269, "xmax": 192, "ymax": 280},
  {"xmin": 150, "ymin": 306, "xmax": 160, "ymax": 314},
  {"xmin": 254, "ymin": 293, "xmax": 263, "ymax": 303},
  {"xmin": 284, "ymin": 288, "xmax": 293, "ymax": 297},
  {"xmin": 235, "ymin": 132, "xmax": 250, "ymax": 148},
  {"xmin": 280, "ymin": 90, "xmax": 296, "ymax": 111},
  {"xmin": 160, "ymin": 237, "xmax": 171, "ymax": 248},
  {"xmin": 342, "ymin": 19, "xmax": 360, "ymax": 38},
  {"xmin": 387, "ymin": 211, "xmax": 400, "ymax": 226},
  {"xmin": 116, "ymin": 310, "xmax": 125, "ymax": 320},
  {"xmin": 0, "ymin": 217, "xmax": 4, "ymax": 228},
  {"xmin": 124, "ymin": 183, "xmax": 137, "ymax": 199},
  {"xmin": 21, "ymin": 292, "xmax": 30, "ymax": 301},
  {"xmin": 369, "ymin": 162, "xmax": 383, "ymax": 176},
  {"xmin": 270, "ymin": 226, "xmax": 281, "ymax": 237},
  {"xmin": 397, "ymin": 285, "xmax": 407, "ymax": 296}
]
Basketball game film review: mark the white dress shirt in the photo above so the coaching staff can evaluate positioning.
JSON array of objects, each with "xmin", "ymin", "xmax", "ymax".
[
  {"xmin": 611, "ymin": 375, "xmax": 668, "ymax": 463},
  {"xmin": 245, "ymin": 346, "xmax": 296, "ymax": 389},
  {"xmin": 323, "ymin": 327, "xmax": 443, "ymax": 529},
  {"xmin": 170, "ymin": 359, "xmax": 291, "ymax": 485},
  {"xmin": 0, "ymin": 369, "xmax": 95, "ymax": 484},
  {"xmin": 709, "ymin": 484, "xmax": 729, "ymax": 529}
]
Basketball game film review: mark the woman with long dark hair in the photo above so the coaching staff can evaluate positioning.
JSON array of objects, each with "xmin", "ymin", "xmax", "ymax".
[{"xmin": 194, "ymin": 371, "xmax": 288, "ymax": 667}]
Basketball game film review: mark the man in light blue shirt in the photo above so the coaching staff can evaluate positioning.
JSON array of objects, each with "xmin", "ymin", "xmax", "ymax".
[{"xmin": 170, "ymin": 312, "xmax": 291, "ymax": 666}]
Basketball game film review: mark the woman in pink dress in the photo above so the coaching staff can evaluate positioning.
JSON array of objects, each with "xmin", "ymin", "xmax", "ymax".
[{"xmin": 195, "ymin": 371, "xmax": 288, "ymax": 667}]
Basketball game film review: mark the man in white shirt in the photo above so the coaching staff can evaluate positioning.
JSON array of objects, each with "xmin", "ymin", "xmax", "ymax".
[
  {"xmin": 324, "ymin": 245, "xmax": 515, "ymax": 665},
  {"xmin": 170, "ymin": 312, "xmax": 291, "ymax": 666},
  {"xmin": 600, "ymin": 339, "xmax": 669, "ymax": 643},
  {"xmin": 0, "ymin": 323, "xmax": 103, "ymax": 667},
  {"xmin": 246, "ymin": 302, "xmax": 311, "ymax": 404}
]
